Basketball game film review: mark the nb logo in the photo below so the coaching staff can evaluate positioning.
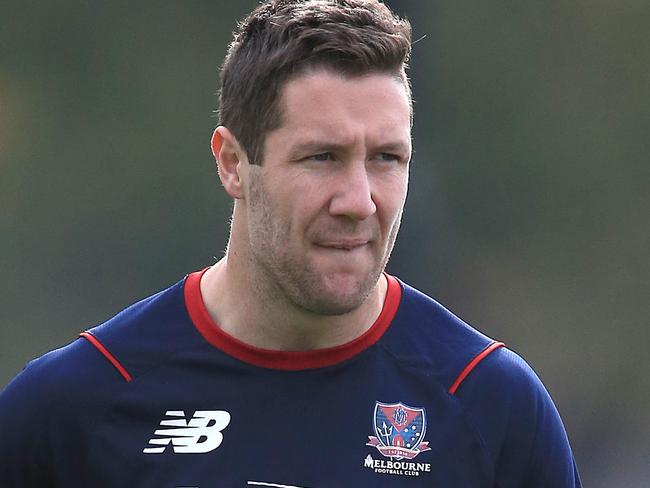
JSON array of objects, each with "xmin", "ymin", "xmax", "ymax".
[{"xmin": 143, "ymin": 410, "xmax": 231, "ymax": 454}]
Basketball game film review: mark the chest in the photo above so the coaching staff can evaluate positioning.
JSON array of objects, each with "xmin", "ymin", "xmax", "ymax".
[{"xmin": 63, "ymin": 360, "xmax": 495, "ymax": 487}]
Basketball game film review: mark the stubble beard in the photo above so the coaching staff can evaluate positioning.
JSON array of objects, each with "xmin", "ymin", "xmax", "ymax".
[{"xmin": 247, "ymin": 171, "xmax": 401, "ymax": 316}]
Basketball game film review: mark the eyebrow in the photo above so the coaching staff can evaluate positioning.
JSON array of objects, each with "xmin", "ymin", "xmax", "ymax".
[
  {"xmin": 374, "ymin": 141, "xmax": 412, "ymax": 155},
  {"xmin": 289, "ymin": 140, "xmax": 411, "ymax": 157}
]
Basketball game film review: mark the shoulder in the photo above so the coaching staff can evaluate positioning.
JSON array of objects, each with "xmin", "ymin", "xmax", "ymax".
[
  {"xmin": 452, "ymin": 345, "xmax": 557, "ymax": 432},
  {"xmin": 387, "ymin": 278, "xmax": 562, "ymax": 424},
  {"xmin": 0, "ymin": 275, "xmax": 192, "ymax": 418},
  {"xmin": 83, "ymin": 275, "xmax": 199, "ymax": 380},
  {"xmin": 388, "ymin": 279, "xmax": 550, "ymax": 401},
  {"xmin": 386, "ymin": 279, "xmax": 561, "ymax": 405},
  {"xmin": 458, "ymin": 346, "xmax": 580, "ymax": 485},
  {"xmin": 385, "ymin": 278, "xmax": 580, "ymax": 485},
  {"xmin": 0, "ymin": 333, "xmax": 125, "ymax": 420},
  {"xmin": 0, "ymin": 335, "xmax": 120, "ymax": 484},
  {"xmin": 382, "ymin": 278, "xmax": 503, "ymax": 392},
  {"xmin": 0, "ymin": 276, "xmax": 194, "ymax": 484},
  {"xmin": 454, "ymin": 344, "xmax": 544, "ymax": 400}
]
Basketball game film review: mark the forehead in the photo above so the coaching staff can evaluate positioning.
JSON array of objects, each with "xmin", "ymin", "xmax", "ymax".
[{"xmin": 271, "ymin": 70, "xmax": 412, "ymax": 148}]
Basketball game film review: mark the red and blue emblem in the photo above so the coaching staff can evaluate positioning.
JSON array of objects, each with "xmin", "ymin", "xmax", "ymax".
[{"xmin": 366, "ymin": 401, "xmax": 431, "ymax": 460}]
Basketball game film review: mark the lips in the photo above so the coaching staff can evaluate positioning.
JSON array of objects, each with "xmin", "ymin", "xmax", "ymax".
[{"xmin": 314, "ymin": 239, "xmax": 370, "ymax": 250}]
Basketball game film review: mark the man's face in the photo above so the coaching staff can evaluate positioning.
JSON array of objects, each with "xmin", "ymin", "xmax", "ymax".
[{"xmin": 244, "ymin": 69, "xmax": 411, "ymax": 315}]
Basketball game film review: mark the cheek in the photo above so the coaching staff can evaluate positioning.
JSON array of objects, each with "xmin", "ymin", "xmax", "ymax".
[
  {"xmin": 283, "ymin": 179, "xmax": 331, "ymax": 230},
  {"xmin": 376, "ymin": 176, "xmax": 408, "ymax": 219},
  {"xmin": 259, "ymin": 188, "xmax": 308, "ymax": 242}
]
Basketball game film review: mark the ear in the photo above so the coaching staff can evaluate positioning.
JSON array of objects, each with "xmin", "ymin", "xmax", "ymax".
[{"xmin": 211, "ymin": 126, "xmax": 248, "ymax": 199}]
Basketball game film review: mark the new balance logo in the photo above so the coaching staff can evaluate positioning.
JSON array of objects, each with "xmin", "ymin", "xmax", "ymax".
[{"xmin": 143, "ymin": 410, "xmax": 231, "ymax": 454}]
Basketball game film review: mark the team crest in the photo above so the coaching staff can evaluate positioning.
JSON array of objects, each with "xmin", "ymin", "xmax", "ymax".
[{"xmin": 366, "ymin": 401, "xmax": 431, "ymax": 460}]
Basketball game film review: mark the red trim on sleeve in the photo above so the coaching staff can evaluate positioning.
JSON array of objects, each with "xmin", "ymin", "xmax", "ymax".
[
  {"xmin": 448, "ymin": 341, "xmax": 505, "ymax": 395},
  {"xmin": 184, "ymin": 268, "xmax": 402, "ymax": 371},
  {"xmin": 79, "ymin": 331, "xmax": 132, "ymax": 383}
]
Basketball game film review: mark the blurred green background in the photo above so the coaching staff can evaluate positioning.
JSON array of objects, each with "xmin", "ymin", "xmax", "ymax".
[{"xmin": 1, "ymin": 1, "xmax": 648, "ymax": 485}]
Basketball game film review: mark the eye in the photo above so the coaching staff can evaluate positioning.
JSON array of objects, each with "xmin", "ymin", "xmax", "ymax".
[
  {"xmin": 376, "ymin": 152, "xmax": 400, "ymax": 163},
  {"xmin": 308, "ymin": 152, "xmax": 332, "ymax": 162}
]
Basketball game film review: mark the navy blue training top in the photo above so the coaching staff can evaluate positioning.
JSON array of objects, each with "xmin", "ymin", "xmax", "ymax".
[{"xmin": 0, "ymin": 270, "xmax": 581, "ymax": 487}]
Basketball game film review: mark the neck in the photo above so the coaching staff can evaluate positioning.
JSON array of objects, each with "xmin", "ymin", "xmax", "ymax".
[{"xmin": 200, "ymin": 251, "xmax": 387, "ymax": 352}]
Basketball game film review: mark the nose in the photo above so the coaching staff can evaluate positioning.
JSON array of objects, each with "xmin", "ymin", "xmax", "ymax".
[{"xmin": 328, "ymin": 162, "xmax": 377, "ymax": 220}]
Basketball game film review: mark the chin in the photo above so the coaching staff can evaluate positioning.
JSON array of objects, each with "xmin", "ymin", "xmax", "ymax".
[
  {"xmin": 298, "ymin": 293, "xmax": 367, "ymax": 316},
  {"xmin": 295, "ymin": 272, "xmax": 378, "ymax": 316}
]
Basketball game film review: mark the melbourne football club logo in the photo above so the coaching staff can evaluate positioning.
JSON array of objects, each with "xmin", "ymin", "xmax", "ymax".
[{"xmin": 366, "ymin": 401, "xmax": 431, "ymax": 460}]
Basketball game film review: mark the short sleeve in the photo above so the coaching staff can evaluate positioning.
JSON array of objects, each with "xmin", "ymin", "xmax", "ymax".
[{"xmin": 455, "ymin": 347, "xmax": 582, "ymax": 487}]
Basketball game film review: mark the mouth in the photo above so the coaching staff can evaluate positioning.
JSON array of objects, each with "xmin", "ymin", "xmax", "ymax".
[{"xmin": 313, "ymin": 239, "xmax": 370, "ymax": 251}]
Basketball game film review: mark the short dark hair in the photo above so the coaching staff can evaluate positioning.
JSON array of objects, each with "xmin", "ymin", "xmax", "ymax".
[{"xmin": 218, "ymin": 0, "xmax": 412, "ymax": 165}]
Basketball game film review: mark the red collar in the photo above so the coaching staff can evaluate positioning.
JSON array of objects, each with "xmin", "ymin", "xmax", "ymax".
[{"xmin": 184, "ymin": 268, "xmax": 401, "ymax": 370}]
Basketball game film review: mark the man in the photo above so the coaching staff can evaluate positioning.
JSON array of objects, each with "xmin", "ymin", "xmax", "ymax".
[{"xmin": 0, "ymin": 0, "xmax": 581, "ymax": 486}]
